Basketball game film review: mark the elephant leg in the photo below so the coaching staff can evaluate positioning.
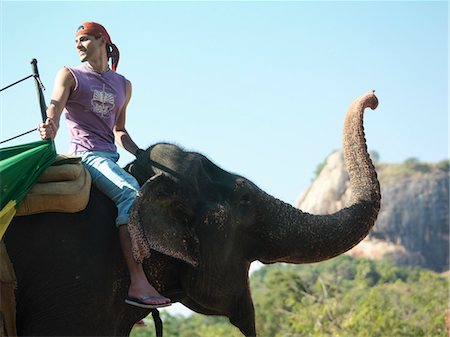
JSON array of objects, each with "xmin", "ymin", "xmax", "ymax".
[
  {"xmin": 230, "ymin": 311, "xmax": 256, "ymax": 337},
  {"xmin": 229, "ymin": 289, "xmax": 257, "ymax": 337}
]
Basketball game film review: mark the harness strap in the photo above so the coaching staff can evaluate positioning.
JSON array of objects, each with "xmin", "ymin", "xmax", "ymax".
[{"xmin": 151, "ymin": 309, "xmax": 163, "ymax": 337}]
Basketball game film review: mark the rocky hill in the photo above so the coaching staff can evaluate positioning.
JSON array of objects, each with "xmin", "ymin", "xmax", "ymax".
[{"xmin": 296, "ymin": 151, "xmax": 449, "ymax": 272}]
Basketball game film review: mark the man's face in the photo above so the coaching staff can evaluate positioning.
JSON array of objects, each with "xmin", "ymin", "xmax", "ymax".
[{"xmin": 75, "ymin": 34, "xmax": 104, "ymax": 62}]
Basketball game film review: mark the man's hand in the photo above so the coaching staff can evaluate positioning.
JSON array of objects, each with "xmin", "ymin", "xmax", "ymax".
[
  {"xmin": 135, "ymin": 148, "xmax": 147, "ymax": 160},
  {"xmin": 38, "ymin": 118, "xmax": 58, "ymax": 139}
]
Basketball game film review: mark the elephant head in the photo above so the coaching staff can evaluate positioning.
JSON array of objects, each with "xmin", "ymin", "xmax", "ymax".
[{"xmin": 127, "ymin": 91, "xmax": 381, "ymax": 336}]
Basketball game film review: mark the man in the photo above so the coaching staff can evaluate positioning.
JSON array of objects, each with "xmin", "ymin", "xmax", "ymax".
[{"xmin": 39, "ymin": 22, "xmax": 171, "ymax": 309}]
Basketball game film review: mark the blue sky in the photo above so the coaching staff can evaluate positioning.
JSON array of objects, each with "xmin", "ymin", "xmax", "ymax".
[{"xmin": 0, "ymin": 1, "xmax": 448, "ymax": 204}]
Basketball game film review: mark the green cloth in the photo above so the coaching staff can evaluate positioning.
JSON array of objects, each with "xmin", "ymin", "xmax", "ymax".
[{"xmin": 0, "ymin": 140, "xmax": 56, "ymax": 238}]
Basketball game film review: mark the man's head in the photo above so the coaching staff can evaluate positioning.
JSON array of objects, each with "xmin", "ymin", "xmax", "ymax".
[{"xmin": 75, "ymin": 22, "xmax": 120, "ymax": 71}]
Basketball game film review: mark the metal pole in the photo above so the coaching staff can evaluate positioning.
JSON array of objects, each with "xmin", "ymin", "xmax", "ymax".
[{"xmin": 30, "ymin": 58, "xmax": 47, "ymax": 123}]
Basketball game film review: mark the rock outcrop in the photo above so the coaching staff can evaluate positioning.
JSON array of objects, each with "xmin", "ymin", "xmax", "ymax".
[{"xmin": 296, "ymin": 151, "xmax": 449, "ymax": 272}]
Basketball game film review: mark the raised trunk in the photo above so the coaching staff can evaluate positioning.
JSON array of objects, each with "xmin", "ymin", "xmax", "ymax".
[{"xmin": 257, "ymin": 91, "xmax": 381, "ymax": 264}]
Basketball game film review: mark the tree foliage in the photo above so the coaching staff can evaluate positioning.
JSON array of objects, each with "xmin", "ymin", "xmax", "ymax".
[{"xmin": 131, "ymin": 256, "xmax": 448, "ymax": 337}]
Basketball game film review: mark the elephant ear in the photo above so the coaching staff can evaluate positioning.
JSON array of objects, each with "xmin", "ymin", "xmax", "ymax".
[{"xmin": 128, "ymin": 173, "xmax": 199, "ymax": 268}]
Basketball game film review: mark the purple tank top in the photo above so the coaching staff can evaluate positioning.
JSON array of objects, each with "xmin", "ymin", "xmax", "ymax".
[{"xmin": 64, "ymin": 64, "xmax": 127, "ymax": 153}]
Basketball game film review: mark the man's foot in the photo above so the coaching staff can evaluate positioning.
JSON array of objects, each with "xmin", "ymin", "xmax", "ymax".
[{"xmin": 125, "ymin": 295, "xmax": 172, "ymax": 309}]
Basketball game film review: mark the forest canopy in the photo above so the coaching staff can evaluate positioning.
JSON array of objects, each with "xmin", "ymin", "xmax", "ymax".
[{"xmin": 131, "ymin": 256, "xmax": 448, "ymax": 337}]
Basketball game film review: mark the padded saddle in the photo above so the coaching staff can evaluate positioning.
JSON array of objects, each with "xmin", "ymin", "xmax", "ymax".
[{"xmin": 15, "ymin": 155, "xmax": 91, "ymax": 216}]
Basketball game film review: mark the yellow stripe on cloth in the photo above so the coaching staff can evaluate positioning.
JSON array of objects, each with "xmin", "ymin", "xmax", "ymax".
[{"xmin": 0, "ymin": 200, "xmax": 16, "ymax": 240}]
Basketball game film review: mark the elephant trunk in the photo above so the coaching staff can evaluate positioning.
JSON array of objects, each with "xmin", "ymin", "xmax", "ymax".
[{"xmin": 256, "ymin": 91, "xmax": 381, "ymax": 264}]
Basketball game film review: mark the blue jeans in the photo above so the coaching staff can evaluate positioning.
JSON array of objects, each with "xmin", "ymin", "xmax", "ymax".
[{"xmin": 76, "ymin": 151, "xmax": 140, "ymax": 227}]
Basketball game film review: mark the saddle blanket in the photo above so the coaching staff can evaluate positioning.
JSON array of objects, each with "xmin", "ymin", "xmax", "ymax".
[{"xmin": 16, "ymin": 155, "xmax": 91, "ymax": 216}]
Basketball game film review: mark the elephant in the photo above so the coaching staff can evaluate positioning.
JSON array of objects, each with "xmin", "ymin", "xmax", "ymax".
[{"xmin": 4, "ymin": 91, "xmax": 380, "ymax": 337}]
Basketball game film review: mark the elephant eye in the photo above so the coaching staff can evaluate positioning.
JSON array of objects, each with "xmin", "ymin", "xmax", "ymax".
[{"xmin": 239, "ymin": 193, "xmax": 251, "ymax": 206}]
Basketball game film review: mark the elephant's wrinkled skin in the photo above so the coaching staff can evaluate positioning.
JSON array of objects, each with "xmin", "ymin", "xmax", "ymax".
[{"xmin": 4, "ymin": 91, "xmax": 380, "ymax": 336}]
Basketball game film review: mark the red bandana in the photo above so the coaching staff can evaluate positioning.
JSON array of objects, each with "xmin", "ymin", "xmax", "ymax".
[{"xmin": 76, "ymin": 22, "xmax": 120, "ymax": 72}]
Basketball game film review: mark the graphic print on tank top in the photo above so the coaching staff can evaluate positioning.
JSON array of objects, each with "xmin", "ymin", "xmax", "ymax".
[{"xmin": 90, "ymin": 84, "xmax": 116, "ymax": 119}]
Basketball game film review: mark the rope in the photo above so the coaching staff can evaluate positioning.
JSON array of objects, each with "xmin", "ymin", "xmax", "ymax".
[
  {"xmin": 0, "ymin": 74, "xmax": 34, "ymax": 92},
  {"xmin": 0, "ymin": 63, "xmax": 46, "ymax": 145},
  {"xmin": 151, "ymin": 309, "xmax": 163, "ymax": 337},
  {"xmin": 0, "ymin": 128, "xmax": 37, "ymax": 145}
]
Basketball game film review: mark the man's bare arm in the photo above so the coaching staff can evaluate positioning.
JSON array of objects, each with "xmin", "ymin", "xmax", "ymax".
[
  {"xmin": 39, "ymin": 68, "xmax": 75, "ymax": 139},
  {"xmin": 114, "ymin": 80, "xmax": 140, "ymax": 156}
]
